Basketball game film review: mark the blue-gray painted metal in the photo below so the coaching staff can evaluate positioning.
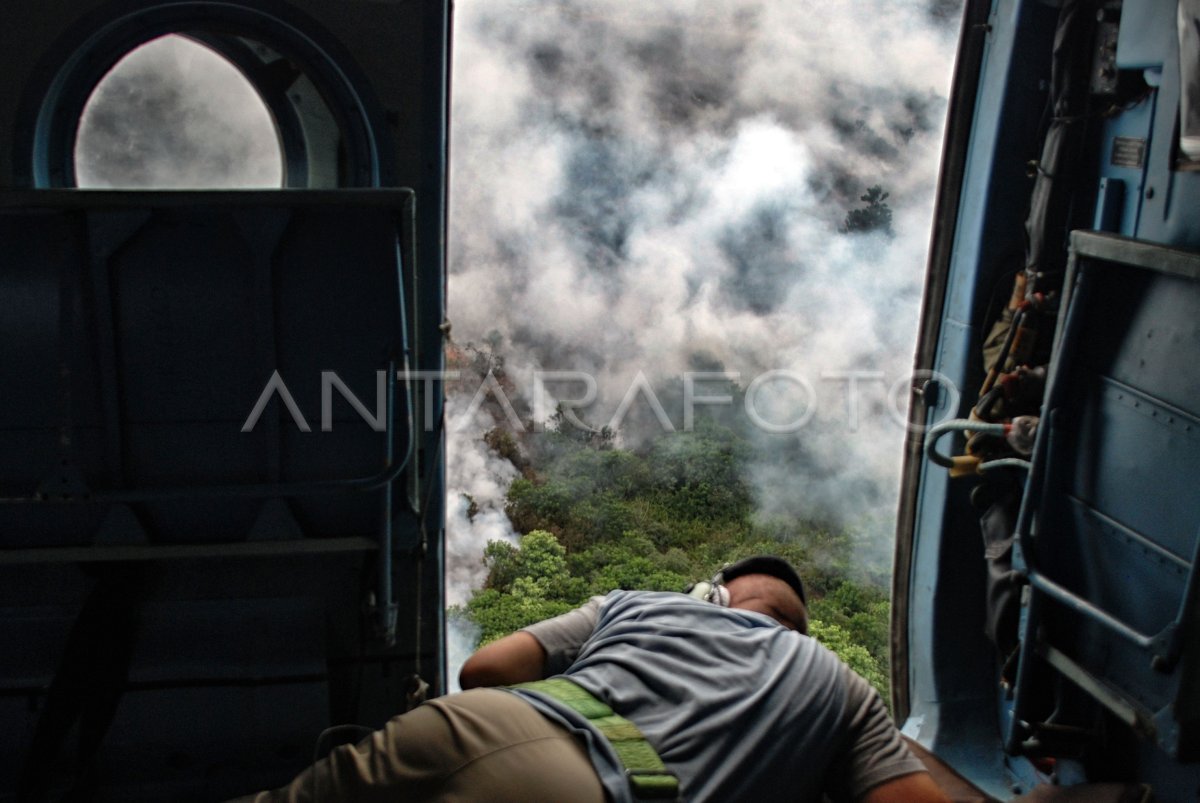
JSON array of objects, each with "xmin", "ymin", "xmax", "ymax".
[
  {"xmin": 1006, "ymin": 233, "xmax": 1200, "ymax": 760},
  {"xmin": 898, "ymin": 0, "xmax": 1200, "ymax": 797}
]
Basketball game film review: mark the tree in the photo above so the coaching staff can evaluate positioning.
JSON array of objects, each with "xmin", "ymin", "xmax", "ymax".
[
  {"xmin": 462, "ymin": 421, "xmax": 894, "ymax": 703},
  {"xmin": 464, "ymin": 531, "xmax": 579, "ymax": 643},
  {"xmin": 841, "ymin": 185, "xmax": 893, "ymax": 235},
  {"xmin": 808, "ymin": 619, "xmax": 889, "ymax": 703}
]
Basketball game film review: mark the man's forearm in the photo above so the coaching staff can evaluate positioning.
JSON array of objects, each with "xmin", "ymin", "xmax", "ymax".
[{"xmin": 459, "ymin": 631, "xmax": 547, "ymax": 689}]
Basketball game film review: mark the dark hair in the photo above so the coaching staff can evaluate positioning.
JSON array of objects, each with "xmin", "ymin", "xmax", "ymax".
[{"xmin": 718, "ymin": 556, "xmax": 807, "ymax": 606}]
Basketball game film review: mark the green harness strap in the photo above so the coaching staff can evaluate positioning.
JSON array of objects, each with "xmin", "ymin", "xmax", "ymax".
[{"xmin": 511, "ymin": 678, "xmax": 680, "ymax": 800}]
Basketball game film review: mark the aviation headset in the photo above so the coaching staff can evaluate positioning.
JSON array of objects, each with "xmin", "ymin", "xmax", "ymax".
[{"xmin": 685, "ymin": 555, "xmax": 808, "ymax": 609}]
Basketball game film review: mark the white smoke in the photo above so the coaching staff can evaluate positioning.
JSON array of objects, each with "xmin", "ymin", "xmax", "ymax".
[
  {"xmin": 444, "ymin": 392, "xmax": 522, "ymax": 609},
  {"xmin": 444, "ymin": 0, "xmax": 963, "ymax": 627},
  {"xmin": 446, "ymin": 613, "xmax": 483, "ymax": 693}
]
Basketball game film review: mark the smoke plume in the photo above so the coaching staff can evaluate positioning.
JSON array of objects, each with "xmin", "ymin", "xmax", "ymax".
[{"xmin": 445, "ymin": 0, "xmax": 962, "ymax": 625}]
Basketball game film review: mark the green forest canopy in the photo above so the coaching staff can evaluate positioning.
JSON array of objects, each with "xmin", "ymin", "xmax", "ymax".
[{"xmin": 455, "ymin": 418, "xmax": 893, "ymax": 702}]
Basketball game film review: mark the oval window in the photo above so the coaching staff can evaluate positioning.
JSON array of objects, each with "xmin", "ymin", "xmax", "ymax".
[{"xmin": 74, "ymin": 34, "xmax": 284, "ymax": 189}]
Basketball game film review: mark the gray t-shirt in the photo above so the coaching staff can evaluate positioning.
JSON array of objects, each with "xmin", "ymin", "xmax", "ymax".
[{"xmin": 511, "ymin": 590, "xmax": 924, "ymax": 803}]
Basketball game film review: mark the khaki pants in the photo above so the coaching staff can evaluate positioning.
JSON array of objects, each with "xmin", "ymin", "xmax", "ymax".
[{"xmin": 231, "ymin": 689, "xmax": 608, "ymax": 803}]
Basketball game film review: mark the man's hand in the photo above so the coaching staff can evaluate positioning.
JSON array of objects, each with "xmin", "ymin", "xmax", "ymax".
[
  {"xmin": 860, "ymin": 771, "xmax": 951, "ymax": 803},
  {"xmin": 459, "ymin": 631, "xmax": 547, "ymax": 689}
]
